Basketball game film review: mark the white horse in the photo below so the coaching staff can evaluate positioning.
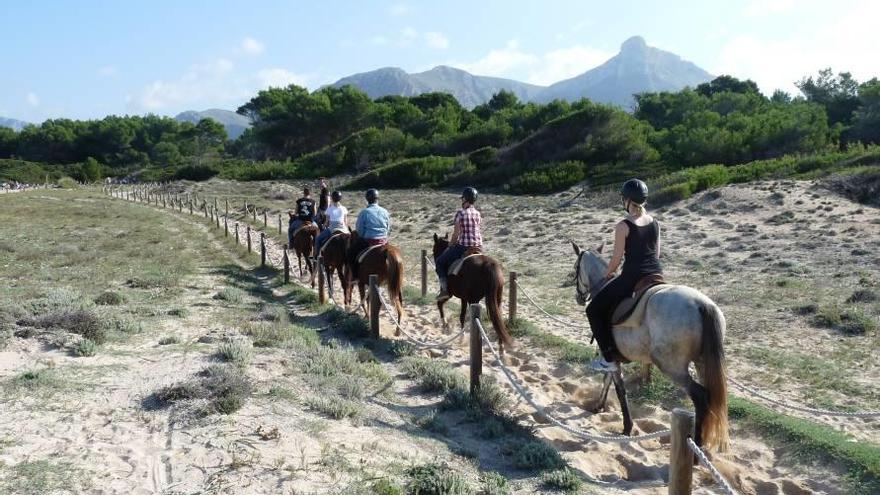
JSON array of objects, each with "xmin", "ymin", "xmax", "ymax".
[{"xmin": 571, "ymin": 242, "xmax": 729, "ymax": 451}]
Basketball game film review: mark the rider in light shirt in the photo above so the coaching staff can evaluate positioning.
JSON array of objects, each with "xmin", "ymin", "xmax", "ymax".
[
  {"xmin": 355, "ymin": 189, "xmax": 391, "ymax": 245},
  {"xmin": 314, "ymin": 190, "xmax": 349, "ymax": 255}
]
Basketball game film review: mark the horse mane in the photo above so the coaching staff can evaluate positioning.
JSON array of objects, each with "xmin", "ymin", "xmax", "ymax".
[{"xmin": 584, "ymin": 250, "xmax": 610, "ymax": 297}]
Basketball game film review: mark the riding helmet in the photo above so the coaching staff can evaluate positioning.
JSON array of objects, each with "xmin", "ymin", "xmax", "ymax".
[
  {"xmin": 462, "ymin": 187, "xmax": 478, "ymax": 204},
  {"xmin": 620, "ymin": 179, "xmax": 648, "ymax": 204},
  {"xmin": 331, "ymin": 190, "xmax": 342, "ymax": 202},
  {"xmin": 365, "ymin": 188, "xmax": 379, "ymax": 203}
]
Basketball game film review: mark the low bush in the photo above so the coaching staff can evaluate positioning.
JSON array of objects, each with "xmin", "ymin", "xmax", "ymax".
[
  {"xmin": 505, "ymin": 161, "xmax": 585, "ymax": 194},
  {"xmin": 405, "ymin": 463, "xmax": 471, "ymax": 495},
  {"xmin": 216, "ymin": 341, "xmax": 252, "ymax": 366},
  {"xmin": 505, "ymin": 438, "xmax": 565, "ymax": 471},
  {"xmin": 400, "ymin": 356, "xmax": 467, "ymax": 394},
  {"xmin": 94, "ymin": 291, "xmax": 124, "ymax": 306},
  {"xmin": 150, "ymin": 364, "xmax": 251, "ymax": 416},
  {"xmin": 541, "ymin": 468, "xmax": 582, "ymax": 492},
  {"xmin": 32, "ymin": 310, "xmax": 106, "ymax": 344},
  {"xmin": 348, "ymin": 156, "xmax": 474, "ymax": 189},
  {"xmin": 305, "ymin": 395, "xmax": 362, "ymax": 420},
  {"xmin": 173, "ymin": 164, "xmax": 219, "ymax": 181},
  {"xmin": 73, "ymin": 338, "xmax": 98, "ymax": 357}
]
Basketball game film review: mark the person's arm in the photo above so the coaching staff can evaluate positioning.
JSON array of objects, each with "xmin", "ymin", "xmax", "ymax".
[
  {"xmin": 356, "ymin": 211, "xmax": 364, "ymax": 236},
  {"xmin": 604, "ymin": 221, "xmax": 628, "ymax": 279},
  {"xmin": 385, "ymin": 210, "xmax": 392, "ymax": 236},
  {"xmin": 450, "ymin": 211, "xmax": 461, "ymax": 245},
  {"xmin": 656, "ymin": 222, "xmax": 661, "ymax": 259}
]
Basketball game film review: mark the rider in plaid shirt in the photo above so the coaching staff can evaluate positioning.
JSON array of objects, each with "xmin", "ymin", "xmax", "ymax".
[{"xmin": 436, "ymin": 187, "xmax": 482, "ymax": 301}]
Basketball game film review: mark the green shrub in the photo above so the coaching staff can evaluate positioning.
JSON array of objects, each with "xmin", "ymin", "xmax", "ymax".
[
  {"xmin": 151, "ymin": 364, "xmax": 251, "ymax": 416},
  {"xmin": 479, "ymin": 472, "xmax": 510, "ymax": 495},
  {"xmin": 158, "ymin": 335, "xmax": 180, "ymax": 345},
  {"xmin": 216, "ymin": 341, "xmax": 252, "ymax": 366},
  {"xmin": 652, "ymin": 182, "xmax": 694, "ymax": 205},
  {"xmin": 73, "ymin": 338, "xmax": 98, "ymax": 357},
  {"xmin": 506, "ymin": 161, "xmax": 585, "ymax": 194},
  {"xmin": 541, "ymin": 468, "xmax": 582, "ymax": 492},
  {"xmin": 467, "ymin": 146, "xmax": 499, "ymax": 170},
  {"xmin": 405, "ymin": 463, "xmax": 472, "ymax": 495},
  {"xmin": 505, "ymin": 439, "xmax": 565, "ymax": 470},
  {"xmin": 400, "ymin": 356, "xmax": 467, "ymax": 394},
  {"xmin": 349, "ymin": 156, "xmax": 474, "ymax": 189},
  {"xmin": 94, "ymin": 291, "xmax": 124, "ymax": 306},
  {"xmin": 173, "ymin": 164, "xmax": 219, "ymax": 181}
]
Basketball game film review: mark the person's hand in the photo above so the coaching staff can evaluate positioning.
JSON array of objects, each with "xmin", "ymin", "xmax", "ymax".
[{"xmin": 604, "ymin": 271, "xmax": 615, "ymax": 281}]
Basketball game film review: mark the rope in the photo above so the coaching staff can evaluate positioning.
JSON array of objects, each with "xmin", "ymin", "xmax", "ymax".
[
  {"xmin": 474, "ymin": 318, "xmax": 670, "ymax": 443},
  {"xmin": 514, "ymin": 279, "xmax": 587, "ymax": 330},
  {"xmin": 377, "ymin": 291, "xmax": 467, "ymax": 348},
  {"xmin": 729, "ymin": 377, "xmax": 880, "ymax": 418},
  {"xmin": 687, "ymin": 438, "xmax": 738, "ymax": 495}
]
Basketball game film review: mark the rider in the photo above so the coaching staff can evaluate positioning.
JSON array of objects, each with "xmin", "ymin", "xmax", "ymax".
[
  {"xmin": 586, "ymin": 178, "xmax": 662, "ymax": 372},
  {"xmin": 435, "ymin": 187, "xmax": 482, "ymax": 302},
  {"xmin": 288, "ymin": 186, "xmax": 316, "ymax": 246},
  {"xmin": 316, "ymin": 178, "xmax": 330, "ymax": 231},
  {"xmin": 349, "ymin": 189, "xmax": 391, "ymax": 277},
  {"xmin": 314, "ymin": 190, "xmax": 349, "ymax": 255}
]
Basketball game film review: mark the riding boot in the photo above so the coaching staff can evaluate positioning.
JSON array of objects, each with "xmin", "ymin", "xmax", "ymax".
[{"xmin": 436, "ymin": 278, "xmax": 450, "ymax": 302}]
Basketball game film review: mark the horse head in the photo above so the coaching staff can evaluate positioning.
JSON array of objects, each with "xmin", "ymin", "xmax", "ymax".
[
  {"xmin": 432, "ymin": 232, "xmax": 449, "ymax": 259},
  {"xmin": 570, "ymin": 241, "xmax": 609, "ymax": 306}
]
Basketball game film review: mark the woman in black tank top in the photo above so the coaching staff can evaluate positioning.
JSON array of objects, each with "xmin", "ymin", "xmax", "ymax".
[{"xmin": 586, "ymin": 179, "xmax": 663, "ymax": 370}]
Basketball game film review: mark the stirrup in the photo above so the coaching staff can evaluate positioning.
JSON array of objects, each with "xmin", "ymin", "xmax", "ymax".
[{"xmin": 588, "ymin": 357, "xmax": 619, "ymax": 373}]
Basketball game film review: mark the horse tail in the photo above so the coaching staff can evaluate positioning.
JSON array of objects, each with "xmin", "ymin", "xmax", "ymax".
[
  {"xmin": 386, "ymin": 248, "xmax": 405, "ymax": 322},
  {"xmin": 487, "ymin": 263, "xmax": 513, "ymax": 348},
  {"xmin": 699, "ymin": 302, "xmax": 729, "ymax": 452}
]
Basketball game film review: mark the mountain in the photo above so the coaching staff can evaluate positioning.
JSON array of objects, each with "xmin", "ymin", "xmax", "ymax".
[
  {"xmin": 0, "ymin": 117, "xmax": 31, "ymax": 131},
  {"xmin": 329, "ymin": 65, "xmax": 546, "ymax": 108},
  {"xmin": 174, "ymin": 109, "xmax": 251, "ymax": 139},
  {"xmin": 534, "ymin": 36, "xmax": 713, "ymax": 108}
]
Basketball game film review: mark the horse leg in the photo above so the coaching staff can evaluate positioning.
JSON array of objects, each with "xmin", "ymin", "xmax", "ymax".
[
  {"xmin": 358, "ymin": 281, "xmax": 367, "ymax": 317},
  {"xmin": 591, "ymin": 372, "xmax": 613, "ymax": 413},
  {"xmin": 458, "ymin": 301, "xmax": 467, "ymax": 330},
  {"xmin": 611, "ymin": 369, "xmax": 633, "ymax": 435},
  {"xmin": 686, "ymin": 376, "xmax": 709, "ymax": 449},
  {"xmin": 437, "ymin": 300, "xmax": 448, "ymax": 331}
]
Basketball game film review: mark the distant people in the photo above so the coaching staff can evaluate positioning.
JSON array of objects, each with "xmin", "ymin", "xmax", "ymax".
[
  {"xmin": 349, "ymin": 189, "xmax": 391, "ymax": 277},
  {"xmin": 586, "ymin": 178, "xmax": 663, "ymax": 373},
  {"xmin": 435, "ymin": 187, "xmax": 482, "ymax": 302},
  {"xmin": 314, "ymin": 190, "xmax": 349, "ymax": 255},
  {"xmin": 288, "ymin": 186, "xmax": 316, "ymax": 246},
  {"xmin": 316, "ymin": 178, "xmax": 330, "ymax": 231}
]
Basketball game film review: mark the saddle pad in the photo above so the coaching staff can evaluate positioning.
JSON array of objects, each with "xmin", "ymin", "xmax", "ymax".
[
  {"xmin": 318, "ymin": 232, "xmax": 345, "ymax": 257},
  {"xmin": 357, "ymin": 244, "xmax": 383, "ymax": 264},
  {"xmin": 612, "ymin": 285, "xmax": 671, "ymax": 329},
  {"xmin": 448, "ymin": 254, "xmax": 485, "ymax": 276}
]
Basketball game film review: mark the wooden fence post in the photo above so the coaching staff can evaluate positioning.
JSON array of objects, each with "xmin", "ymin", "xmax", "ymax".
[
  {"xmin": 469, "ymin": 303, "xmax": 483, "ymax": 396},
  {"xmin": 235, "ymin": 223, "xmax": 240, "ymax": 246},
  {"xmin": 369, "ymin": 274, "xmax": 380, "ymax": 338},
  {"xmin": 189, "ymin": 200, "xmax": 193, "ymax": 215},
  {"xmin": 669, "ymin": 408, "xmax": 695, "ymax": 495},
  {"xmin": 260, "ymin": 233, "xmax": 266, "ymax": 267},
  {"xmin": 509, "ymin": 271, "xmax": 518, "ymax": 322},
  {"xmin": 224, "ymin": 216, "xmax": 228, "ymax": 237},
  {"xmin": 421, "ymin": 249, "xmax": 428, "ymax": 298},
  {"xmin": 278, "ymin": 215, "xmax": 282, "ymax": 236},
  {"xmin": 246, "ymin": 225, "xmax": 252, "ymax": 253},
  {"xmin": 162, "ymin": 196, "xmax": 166, "ymax": 208},
  {"xmin": 252, "ymin": 207, "xmax": 256, "ymax": 222},
  {"xmin": 317, "ymin": 256, "xmax": 326, "ymax": 304},
  {"xmin": 263, "ymin": 211, "xmax": 268, "ymax": 228},
  {"xmin": 216, "ymin": 209, "xmax": 220, "ymax": 228},
  {"xmin": 283, "ymin": 245, "xmax": 290, "ymax": 284},
  {"xmin": 203, "ymin": 204, "xmax": 208, "ymax": 218}
]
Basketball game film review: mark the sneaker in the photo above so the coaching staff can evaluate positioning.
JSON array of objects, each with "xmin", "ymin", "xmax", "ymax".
[
  {"xmin": 436, "ymin": 291, "xmax": 451, "ymax": 303},
  {"xmin": 588, "ymin": 357, "xmax": 619, "ymax": 373}
]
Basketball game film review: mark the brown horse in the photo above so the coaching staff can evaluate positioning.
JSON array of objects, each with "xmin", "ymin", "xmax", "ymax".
[
  {"xmin": 432, "ymin": 234, "xmax": 513, "ymax": 354},
  {"xmin": 345, "ymin": 231, "xmax": 404, "ymax": 328},
  {"xmin": 291, "ymin": 222, "xmax": 319, "ymax": 285},
  {"xmin": 318, "ymin": 230, "xmax": 350, "ymax": 304}
]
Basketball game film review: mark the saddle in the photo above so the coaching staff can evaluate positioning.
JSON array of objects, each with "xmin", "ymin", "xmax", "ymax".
[
  {"xmin": 611, "ymin": 274, "xmax": 667, "ymax": 328},
  {"xmin": 357, "ymin": 244, "xmax": 385, "ymax": 264},
  {"xmin": 292, "ymin": 221, "xmax": 316, "ymax": 239},
  {"xmin": 448, "ymin": 248, "xmax": 484, "ymax": 276},
  {"xmin": 318, "ymin": 231, "xmax": 347, "ymax": 256}
]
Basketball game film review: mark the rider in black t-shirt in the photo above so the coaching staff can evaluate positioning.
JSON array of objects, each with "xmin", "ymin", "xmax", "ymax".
[{"xmin": 288, "ymin": 186, "xmax": 316, "ymax": 246}]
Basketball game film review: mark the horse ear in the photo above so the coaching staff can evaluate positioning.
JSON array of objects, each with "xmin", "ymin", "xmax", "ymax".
[
  {"xmin": 570, "ymin": 240, "xmax": 581, "ymax": 255},
  {"xmin": 433, "ymin": 233, "xmax": 438, "ymax": 242},
  {"xmin": 596, "ymin": 244, "xmax": 604, "ymax": 254},
  {"xmin": 444, "ymin": 232, "xmax": 449, "ymax": 239}
]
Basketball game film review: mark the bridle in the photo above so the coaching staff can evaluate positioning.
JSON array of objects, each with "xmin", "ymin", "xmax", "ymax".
[{"xmin": 573, "ymin": 250, "xmax": 591, "ymax": 304}]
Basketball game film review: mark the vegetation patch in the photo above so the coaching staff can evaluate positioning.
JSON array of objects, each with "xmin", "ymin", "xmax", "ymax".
[
  {"xmin": 305, "ymin": 395, "xmax": 362, "ymax": 420},
  {"xmin": 404, "ymin": 463, "xmax": 472, "ymax": 495},
  {"xmin": 0, "ymin": 459, "xmax": 88, "ymax": 495},
  {"xmin": 94, "ymin": 291, "xmax": 125, "ymax": 306},
  {"xmin": 541, "ymin": 468, "xmax": 582, "ymax": 492},
  {"xmin": 216, "ymin": 341, "xmax": 252, "ymax": 366},
  {"xmin": 400, "ymin": 356, "xmax": 467, "ymax": 394},
  {"xmin": 504, "ymin": 438, "xmax": 565, "ymax": 471},
  {"xmin": 148, "ymin": 364, "xmax": 252, "ymax": 416}
]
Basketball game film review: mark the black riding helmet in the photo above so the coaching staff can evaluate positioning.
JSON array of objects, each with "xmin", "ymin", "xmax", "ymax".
[
  {"xmin": 620, "ymin": 179, "xmax": 648, "ymax": 204},
  {"xmin": 462, "ymin": 187, "xmax": 478, "ymax": 204},
  {"xmin": 331, "ymin": 190, "xmax": 342, "ymax": 202},
  {"xmin": 365, "ymin": 188, "xmax": 379, "ymax": 203}
]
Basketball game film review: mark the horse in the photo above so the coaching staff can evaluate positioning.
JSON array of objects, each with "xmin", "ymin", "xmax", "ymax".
[
  {"xmin": 291, "ymin": 222, "xmax": 319, "ymax": 285},
  {"xmin": 571, "ymin": 242, "xmax": 729, "ymax": 452},
  {"xmin": 432, "ymin": 234, "xmax": 514, "ymax": 354},
  {"xmin": 318, "ymin": 230, "xmax": 351, "ymax": 304},
  {"xmin": 345, "ymin": 231, "xmax": 404, "ymax": 328}
]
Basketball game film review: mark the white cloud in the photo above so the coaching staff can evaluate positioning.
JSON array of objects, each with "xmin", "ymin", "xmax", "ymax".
[
  {"xmin": 98, "ymin": 66, "xmax": 119, "ymax": 77},
  {"xmin": 452, "ymin": 40, "xmax": 612, "ymax": 85},
  {"xmin": 241, "ymin": 36, "xmax": 265, "ymax": 55},
  {"xmin": 388, "ymin": 2, "xmax": 411, "ymax": 16},
  {"xmin": 744, "ymin": 0, "xmax": 797, "ymax": 17},
  {"xmin": 715, "ymin": 0, "xmax": 880, "ymax": 94},
  {"xmin": 400, "ymin": 27, "xmax": 418, "ymax": 45},
  {"xmin": 26, "ymin": 92, "xmax": 40, "ymax": 106},
  {"xmin": 136, "ymin": 58, "xmax": 243, "ymax": 111},
  {"xmin": 256, "ymin": 68, "xmax": 310, "ymax": 88},
  {"xmin": 424, "ymin": 31, "xmax": 449, "ymax": 49}
]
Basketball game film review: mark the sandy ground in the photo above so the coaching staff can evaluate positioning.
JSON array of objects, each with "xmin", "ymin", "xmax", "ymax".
[{"xmin": 1, "ymin": 181, "xmax": 876, "ymax": 494}]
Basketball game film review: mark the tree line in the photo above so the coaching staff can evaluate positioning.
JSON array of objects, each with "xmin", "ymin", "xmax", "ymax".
[{"xmin": 1, "ymin": 69, "xmax": 878, "ymax": 192}]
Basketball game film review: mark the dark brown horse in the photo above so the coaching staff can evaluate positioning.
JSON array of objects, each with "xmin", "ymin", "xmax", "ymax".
[
  {"xmin": 345, "ymin": 231, "xmax": 404, "ymax": 328},
  {"xmin": 432, "ymin": 234, "xmax": 513, "ymax": 354},
  {"xmin": 291, "ymin": 222, "xmax": 319, "ymax": 285},
  {"xmin": 318, "ymin": 231, "xmax": 350, "ymax": 304}
]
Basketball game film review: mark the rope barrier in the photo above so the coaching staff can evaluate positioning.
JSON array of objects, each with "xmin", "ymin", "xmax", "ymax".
[
  {"xmin": 474, "ymin": 318, "xmax": 670, "ymax": 443},
  {"xmin": 514, "ymin": 279, "xmax": 587, "ymax": 330},
  {"xmin": 729, "ymin": 377, "xmax": 880, "ymax": 418},
  {"xmin": 687, "ymin": 438, "xmax": 738, "ymax": 495},
  {"xmin": 378, "ymin": 291, "xmax": 467, "ymax": 349}
]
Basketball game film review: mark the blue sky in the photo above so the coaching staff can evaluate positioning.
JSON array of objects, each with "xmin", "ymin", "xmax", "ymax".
[{"xmin": 3, "ymin": 0, "xmax": 878, "ymax": 122}]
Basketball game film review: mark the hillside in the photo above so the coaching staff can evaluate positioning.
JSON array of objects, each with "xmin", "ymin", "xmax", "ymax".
[
  {"xmin": 174, "ymin": 108, "xmax": 251, "ymax": 139},
  {"xmin": 330, "ymin": 65, "xmax": 546, "ymax": 108},
  {"xmin": 0, "ymin": 117, "xmax": 30, "ymax": 131},
  {"xmin": 535, "ymin": 36, "xmax": 713, "ymax": 108}
]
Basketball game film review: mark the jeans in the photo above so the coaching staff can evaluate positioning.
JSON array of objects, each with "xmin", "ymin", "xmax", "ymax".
[
  {"xmin": 435, "ymin": 244, "xmax": 467, "ymax": 281},
  {"xmin": 288, "ymin": 217, "xmax": 314, "ymax": 246},
  {"xmin": 314, "ymin": 228, "xmax": 335, "ymax": 256}
]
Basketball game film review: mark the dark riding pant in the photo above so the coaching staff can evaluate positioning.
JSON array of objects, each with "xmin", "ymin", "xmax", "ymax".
[
  {"xmin": 435, "ymin": 244, "xmax": 466, "ymax": 281},
  {"xmin": 586, "ymin": 274, "xmax": 638, "ymax": 362},
  {"xmin": 314, "ymin": 228, "xmax": 335, "ymax": 256}
]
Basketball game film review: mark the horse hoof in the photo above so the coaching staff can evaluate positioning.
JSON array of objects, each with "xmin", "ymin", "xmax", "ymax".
[{"xmin": 590, "ymin": 405, "xmax": 606, "ymax": 414}]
